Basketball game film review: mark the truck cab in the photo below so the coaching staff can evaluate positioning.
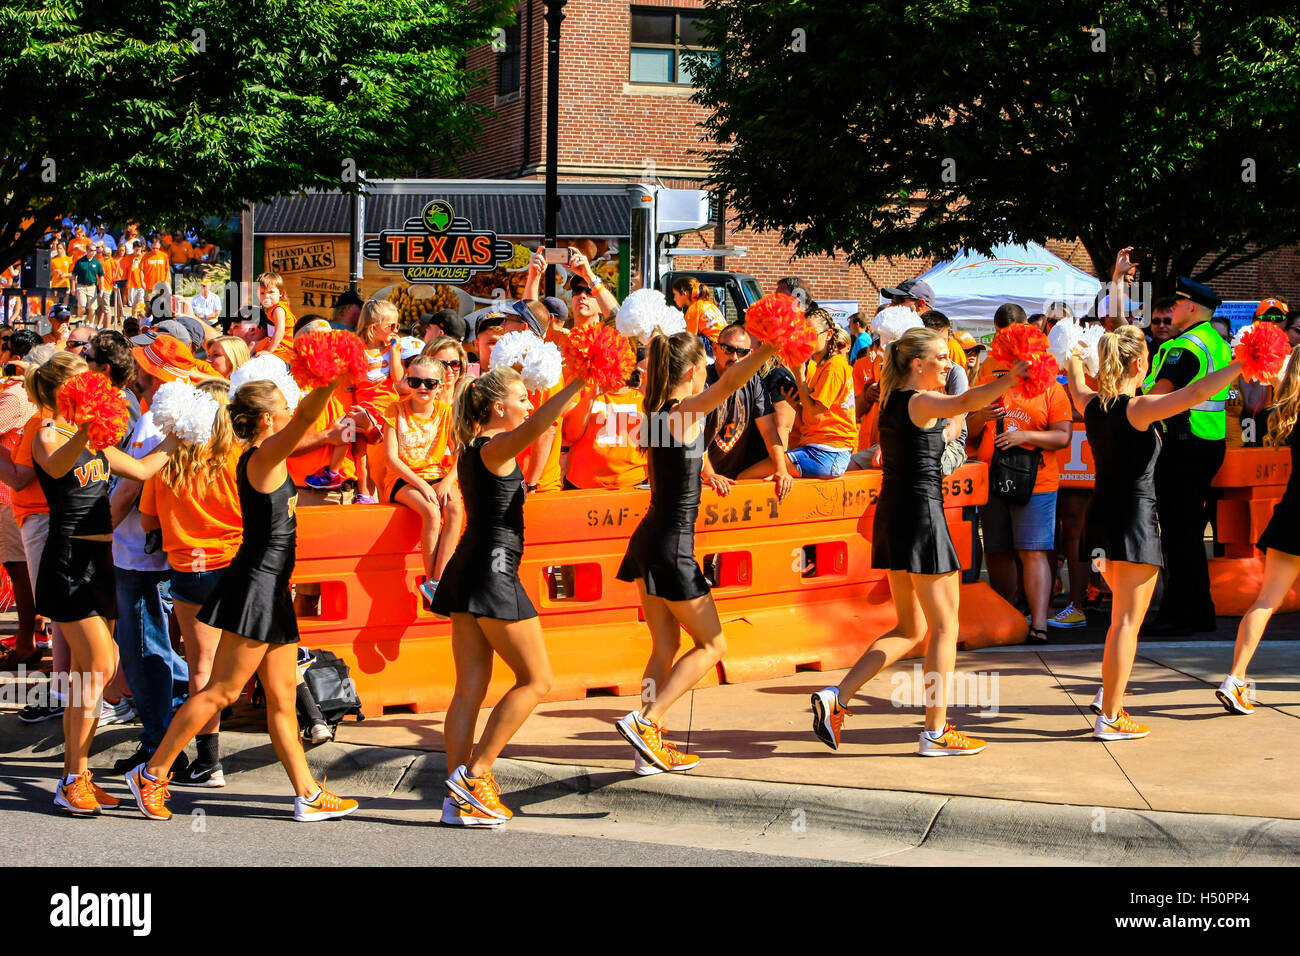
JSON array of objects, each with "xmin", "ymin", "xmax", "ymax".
[{"xmin": 658, "ymin": 270, "xmax": 763, "ymax": 325}]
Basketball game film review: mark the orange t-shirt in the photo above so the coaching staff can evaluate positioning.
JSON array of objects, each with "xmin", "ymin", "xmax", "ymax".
[
  {"xmin": 67, "ymin": 237, "xmax": 91, "ymax": 261},
  {"xmin": 851, "ymin": 347, "xmax": 885, "ymax": 451},
  {"xmin": 97, "ymin": 255, "xmax": 116, "ymax": 285},
  {"xmin": 973, "ymin": 380, "xmax": 1072, "ymax": 493},
  {"xmin": 685, "ymin": 299, "xmax": 726, "ymax": 342},
  {"xmin": 948, "ymin": 336, "xmax": 967, "ymax": 369},
  {"xmin": 383, "ymin": 400, "xmax": 453, "ymax": 493},
  {"xmin": 124, "ymin": 255, "xmax": 145, "ymax": 290},
  {"xmin": 562, "ymin": 385, "xmax": 647, "ymax": 490},
  {"xmin": 50, "ymin": 254, "xmax": 71, "ymax": 288},
  {"xmin": 287, "ymin": 392, "xmax": 358, "ymax": 488},
  {"xmin": 168, "ymin": 240, "xmax": 194, "ymax": 267},
  {"xmin": 797, "ymin": 353, "xmax": 857, "ymax": 449},
  {"xmin": 141, "ymin": 251, "xmax": 170, "ymax": 291},
  {"xmin": 517, "ymin": 383, "xmax": 564, "ymax": 493},
  {"xmin": 9, "ymin": 415, "xmax": 49, "ymax": 524},
  {"xmin": 139, "ymin": 447, "xmax": 243, "ymax": 573}
]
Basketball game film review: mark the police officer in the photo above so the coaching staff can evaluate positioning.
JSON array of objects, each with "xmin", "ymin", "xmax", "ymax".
[{"xmin": 1143, "ymin": 276, "xmax": 1229, "ymax": 635}]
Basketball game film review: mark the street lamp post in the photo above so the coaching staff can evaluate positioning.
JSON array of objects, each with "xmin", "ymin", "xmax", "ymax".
[{"xmin": 542, "ymin": 0, "xmax": 567, "ymax": 297}]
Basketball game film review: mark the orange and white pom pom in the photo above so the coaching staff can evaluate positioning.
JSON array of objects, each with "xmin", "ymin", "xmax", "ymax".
[
  {"xmin": 291, "ymin": 329, "xmax": 368, "ymax": 390},
  {"xmin": 562, "ymin": 323, "xmax": 636, "ymax": 392},
  {"xmin": 57, "ymin": 371, "xmax": 130, "ymax": 450},
  {"xmin": 1232, "ymin": 321, "xmax": 1290, "ymax": 384},
  {"xmin": 744, "ymin": 293, "xmax": 817, "ymax": 365}
]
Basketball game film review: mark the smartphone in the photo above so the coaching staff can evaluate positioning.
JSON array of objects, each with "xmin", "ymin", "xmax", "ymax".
[
  {"xmin": 466, "ymin": 361, "xmax": 481, "ymax": 378},
  {"xmin": 544, "ymin": 248, "xmax": 571, "ymax": 266},
  {"xmin": 2, "ymin": 363, "xmax": 18, "ymax": 377}
]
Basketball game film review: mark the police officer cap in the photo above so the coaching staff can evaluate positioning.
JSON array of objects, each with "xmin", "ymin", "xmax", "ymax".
[{"xmin": 1174, "ymin": 276, "xmax": 1221, "ymax": 311}]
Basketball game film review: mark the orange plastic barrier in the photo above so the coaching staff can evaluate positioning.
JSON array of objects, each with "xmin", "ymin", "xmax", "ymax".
[
  {"xmin": 291, "ymin": 462, "xmax": 1026, "ymax": 716},
  {"xmin": 1061, "ymin": 424, "xmax": 1299, "ymax": 614}
]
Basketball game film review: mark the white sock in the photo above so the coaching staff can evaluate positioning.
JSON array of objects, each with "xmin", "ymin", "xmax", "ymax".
[
  {"xmin": 63, "ymin": 773, "xmax": 78, "ymax": 785},
  {"xmin": 924, "ymin": 728, "xmax": 946, "ymax": 740},
  {"xmin": 306, "ymin": 787, "xmax": 322, "ymax": 802},
  {"xmin": 1227, "ymin": 675, "xmax": 1248, "ymax": 687}
]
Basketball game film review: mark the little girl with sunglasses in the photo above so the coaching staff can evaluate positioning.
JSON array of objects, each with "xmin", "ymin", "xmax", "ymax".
[{"xmin": 383, "ymin": 355, "xmax": 463, "ymax": 603}]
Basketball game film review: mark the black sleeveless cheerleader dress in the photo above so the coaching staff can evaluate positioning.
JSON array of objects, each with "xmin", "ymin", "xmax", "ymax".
[
  {"xmin": 1257, "ymin": 425, "xmax": 1300, "ymax": 556},
  {"xmin": 872, "ymin": 389, "xmax": 961, "ymax": 574},
  {"xmin": 34, "ymin": 425, "xmax": 117, "ymax": 621},
  {"xmin": 430, "ymin": 435, "xmax": 535, "ymax": 620},
  {"xmin": 199, "ymin": 446, "xmax": 300, "ymax": 643},
  {"xmin": 616, "ymin": 399, "xmax": 710, "ymax": 600},
  {"xmin": 1080, "ymin": 394, "xmax": 1163, "ymax": 567}
]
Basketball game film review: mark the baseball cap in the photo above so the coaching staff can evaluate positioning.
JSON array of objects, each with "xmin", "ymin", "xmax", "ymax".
[
  {"xmin": 954, "ymin": 330, "xmax": 979, "ymax": 350},
  {"xmin": 398, "ymin": 336, "xmax": 425, "ymax": 362},
  {"xmin": 474, "ymin": 311, "xmax": 510, "ymax": 336},
  {"xmin": 1256, "ymin": 297, "xmax": 1289, "ymax": 319},
  {"xmin": 506, "ymin": 300, "xmax": 545, "ymax": 336},
  {"xmin": 335, "ymin": 289, "xmax": 364, "ymax": 309},
  {"xmin": 173, "ymin": 315, "xmax": 208, "ymax": 350},
  {"xmin": 541, "ymin": 296, "xmax": 569, "ymax": 322},
  {"xmin": 132, "ymin": 319, "xmax": 192, "ymax": 349},
  {"xmin": 880, "ymin": 277, "xmax": 936, "ymax": 304}
]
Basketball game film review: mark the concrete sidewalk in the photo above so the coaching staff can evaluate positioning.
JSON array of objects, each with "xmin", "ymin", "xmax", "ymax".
[{"xmin": 3, "ymin": 640, "xmax": 1298, "ymax": 863}]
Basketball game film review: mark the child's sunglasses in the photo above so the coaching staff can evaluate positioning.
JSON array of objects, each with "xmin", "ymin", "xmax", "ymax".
[{"xmin": 406, "ymin": 376, "xmax": 442, "ymax": 390}]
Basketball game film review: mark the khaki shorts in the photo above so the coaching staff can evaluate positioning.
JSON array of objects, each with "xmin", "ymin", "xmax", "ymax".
[
  {"xmin": 19, "ymin": 511, "xmax": 48, "ymax": 586},
  {"xmin": 0, "ymin": 505, "xmax": 25, "ymax": 563},
  {"xmin": 75, "ymin": 286, "xmax": 98, "ymax": 310},
  {"xmin": 293, "ymin": 485, "xmax": 356, "ymax": 507}
]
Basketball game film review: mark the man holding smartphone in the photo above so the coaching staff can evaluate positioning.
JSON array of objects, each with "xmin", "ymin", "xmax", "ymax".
[{"xmin": 524, "ymin": 246, "xmax": 619, "ymax": 327}]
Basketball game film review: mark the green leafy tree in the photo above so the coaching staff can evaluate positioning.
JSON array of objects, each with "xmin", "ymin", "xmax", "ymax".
[
  {"xmin": 0, "ymin": 0, "xmax": 512, "ymax": 268},
  {"xmin": 695, "ymin": 1, "xmax": 1300, "ymax": 296}
]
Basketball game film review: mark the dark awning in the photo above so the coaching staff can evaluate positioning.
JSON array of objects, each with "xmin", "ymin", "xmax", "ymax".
[{"xmin": 255, "ymin": 189, "xmax": 633, "ymax": 238}]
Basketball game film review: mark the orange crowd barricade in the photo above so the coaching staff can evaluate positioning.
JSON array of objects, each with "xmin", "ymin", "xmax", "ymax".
[
  {"xmin": 292, "ymin": 462, "xmax": 1026, "ymax": 716},
  {"xmin": 1060, "ymin": 422, "xmax": 1298, "ymax": 615}
]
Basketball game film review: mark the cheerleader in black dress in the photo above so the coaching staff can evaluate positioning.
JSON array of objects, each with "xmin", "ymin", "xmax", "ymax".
[
  {"xmin": 1063, "ymin": 326, "xmax": 1242, "ymax": 740},
  {"xmin": 1221, "ymin": 344, "xmax": 1300, "ymax": 715},
  {"xmin": 811, "ymin": 327, "xmax": 1027, "ymax": 757},
  {"xmin": 614, "ymin": 331, "xmax": 778, "ymax": 775},
  {"xmin": 28, "ymin": 354, "xmax": 178, "ymax": 815},
  {"xmin": 127, "ymin": 367, "xmax": 360, "ymax": 823},
  {"xmin": 435, "ymin": 366, "xmax": 587, "ymax": 827}
]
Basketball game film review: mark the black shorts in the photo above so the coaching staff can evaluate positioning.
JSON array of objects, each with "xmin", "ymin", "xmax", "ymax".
[
  {"xmin": 616, "ymin": 521, "xmax": 710, "ymax": 602},
  {"xmin": 36, "ymin": 536, "xmax": 117, "ymax": 622},
  {"xmin": 431, "ymin": 531, "xmax": 535, "ymax": 621}
]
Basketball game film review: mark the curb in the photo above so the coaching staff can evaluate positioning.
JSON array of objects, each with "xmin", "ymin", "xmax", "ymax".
[{"xmin": 3, "ymin": 717, "xmax": 1298, "ymax": 865}]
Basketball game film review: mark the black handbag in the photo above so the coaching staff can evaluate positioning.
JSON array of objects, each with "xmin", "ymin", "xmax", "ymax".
[{"xmin": 989, "ymin": 416, "xmax": 1040, "ymax": 505}]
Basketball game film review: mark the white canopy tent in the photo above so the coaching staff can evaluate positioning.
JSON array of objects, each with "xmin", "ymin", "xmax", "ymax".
[{"xmin": 911, "ymin": 243, "xmax": 1102, "ymax": 335}]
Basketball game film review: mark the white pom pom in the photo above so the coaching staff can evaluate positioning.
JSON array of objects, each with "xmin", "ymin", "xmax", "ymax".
[
  {"xmin": 1048, "ymin": 317, "xmax": 1084, "ymax": 367},
  {"xmin": 872, "ymin": 305, "xmax": 923, "ymax": 348},
  {"xmin": 229, "ymin": 354, "xmax": 300, "ymax": 411},
  {"xmin": 616, "ymin": 288, "xmax": 667, "ymax": 340},
  {"xmin": 657, "ymin": 305, "xmax": 687, "ymax": 337},
  {"xmin": 1080, "ymin": 325, "xmax": 1105, "ymax": 376},
  {"xmin": 152, "ymin": 381, "xmax": 220, "ymax": 446},
  {"xmin": 490, "ymin": 330, "xmax": 542, "ymax": 371},
  {"xmin": 520, "ymin": 341, "xmax": 563, "ymax": 391}
]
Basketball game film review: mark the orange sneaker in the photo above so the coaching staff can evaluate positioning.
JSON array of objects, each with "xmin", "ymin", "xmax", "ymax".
[
  {"xmin": 84, "ymin": 771, "xmax": 120, "ymax": 809},
  {"xmin": 446, "ymin": 765, "xmax": 513, "ymax": 821},
  {"xmin": 294, "ymin": 783, "xmax": 359, "ymax": 822},
  {"xmin": 633, "ymin": 724, "xmax": 700, "ymax": 775},
  {"xmin": 54, "ymin": 772, "xmax": 100, "ymax": 815},
  {"xmin": 440, "ymin": 795, "xmax": 506, "ymax": 827},
  {"xmin": 811, "ymin": 687, "xmax": 851, "ymax": 750},
  {"xmin": 1093, "ymin": 709, "xmax": 1150, "ymax": 740},
  {"xmin": 918, "ymin": 723, "xmax": 987, "ymax": 756},
  {"xmin": 125, "ymin": 763, "xmax": 172, "ymax": 821}
]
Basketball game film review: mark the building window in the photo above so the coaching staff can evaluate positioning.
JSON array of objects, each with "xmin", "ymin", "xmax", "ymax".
[
  {"xmin": 498, "ymin": 22, "xmax": 521, "ymax": 95},
  {"xmin": 629, "ymin": 7, "xmax": 718, "ymax": 85}
]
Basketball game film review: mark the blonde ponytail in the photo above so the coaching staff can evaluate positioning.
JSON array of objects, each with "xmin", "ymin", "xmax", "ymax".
[
  {"xmin": 878, "ymin": 327, "xmax": 943, "ymax": 411},
  {"xmin": 1095, "ymin": 326, "xmax": 1146, "ymax": 410}
]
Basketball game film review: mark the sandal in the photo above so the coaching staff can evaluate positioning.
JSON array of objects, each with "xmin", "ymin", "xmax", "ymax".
[{"xmin": 1026, "ymin": 627, "xmax": 1049, "ymax": 644}]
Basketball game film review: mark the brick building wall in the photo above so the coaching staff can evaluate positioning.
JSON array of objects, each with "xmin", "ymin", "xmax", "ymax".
[{"xmin": 447, "ymin": 0, "xmax": 1296, "ymax": 318}]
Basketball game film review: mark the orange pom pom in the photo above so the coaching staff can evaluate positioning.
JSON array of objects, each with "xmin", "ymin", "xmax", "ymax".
[
  {"xmin": 990, "ymin": 324, "xmax": 1059, "ymax": 399},
  {"xmin": 57, "ymin": 371, "xmax": 130, "ymax": 450},
  {"xmin": 562, "ymin": 323, "xmax": 636, "ymax": 393},
  {"xmin": 290, "ymin": 330, "xmax": 369, "ymax": 390},
  {"xmin": 1235, "ymin": 321, "xmax": 1289, "ymax": 383},
  {"xmin": 745, "ymin": 293, "xmax": 816, "ymax": 365}
]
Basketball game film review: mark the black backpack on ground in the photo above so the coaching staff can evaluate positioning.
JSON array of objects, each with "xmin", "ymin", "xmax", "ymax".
[{"xmin": 300, "ymin": 648, "xmax": 365, "ymax": 728}]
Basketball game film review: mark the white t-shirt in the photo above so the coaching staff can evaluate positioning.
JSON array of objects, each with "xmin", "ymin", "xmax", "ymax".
[{"xmin": 111, "ymin": 411, "xmax": 169, "ymax": 573}]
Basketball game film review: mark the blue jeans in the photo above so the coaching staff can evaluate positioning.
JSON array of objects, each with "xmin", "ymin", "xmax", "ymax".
[{"xmin": 114, "ymin": 568, "xmax": 188, "ymax": 750}]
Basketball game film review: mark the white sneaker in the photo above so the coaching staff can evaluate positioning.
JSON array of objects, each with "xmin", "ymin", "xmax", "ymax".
[
  {"xmin": 1093, "ymin": 710, "xmax": 1150, "ymax": 741},
  {"xmin": 1215, "ymin": 677, "xmax": 1254, "ymax": 715},
  {"xmin": 98, "ymin": 697, "xmax": 136, "ymax": 725},
  {"xmin": 633, "ymin": 750, "xmax": 664, "ymax": 776},
  {"xmin": 440, "ymin": 795, "xmax": 506, "ymax": 827},
  {"xmin": 307, "ymin": 721, "xmax": 333, "ymax": 744},
  {"xmin": 1089, "ymin": 689, "xmax": 1104, "ymax": 716}
]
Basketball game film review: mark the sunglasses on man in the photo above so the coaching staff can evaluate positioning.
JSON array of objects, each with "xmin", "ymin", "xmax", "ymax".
[
  {"xmin": 1149, "ymin": 316, "xmax": 1173, "ymax": 326},
  {"xmin": 406, "ymin": 376, "xmax": 442, "ymax": 391},
  {"xmin": 716, "ymin": 342, "xmax": 751, "ymax": 358}
]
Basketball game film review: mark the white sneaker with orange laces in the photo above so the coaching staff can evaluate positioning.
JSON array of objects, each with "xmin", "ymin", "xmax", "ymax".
[
  {"xmin": 1216, "ymin": 677, "xmax": 1254, "ymax": 715},
  {"xmin": 293, "ymin": 784, "xmax": 359, "ymax": 822},
  {"xmin": 440, "ymin": 795, "xmax": 506, "ymax": 827},
  {"xmin": 1093, "ymin": 709, "xmax": 1150, "ymax": 740},
  {"xmin": 632, "ymin": 727, "xmax": 700, "ymax": 775},
  {"xmin": 917, "ymin": 723, "xmax": 987, "ymax": 756}
]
